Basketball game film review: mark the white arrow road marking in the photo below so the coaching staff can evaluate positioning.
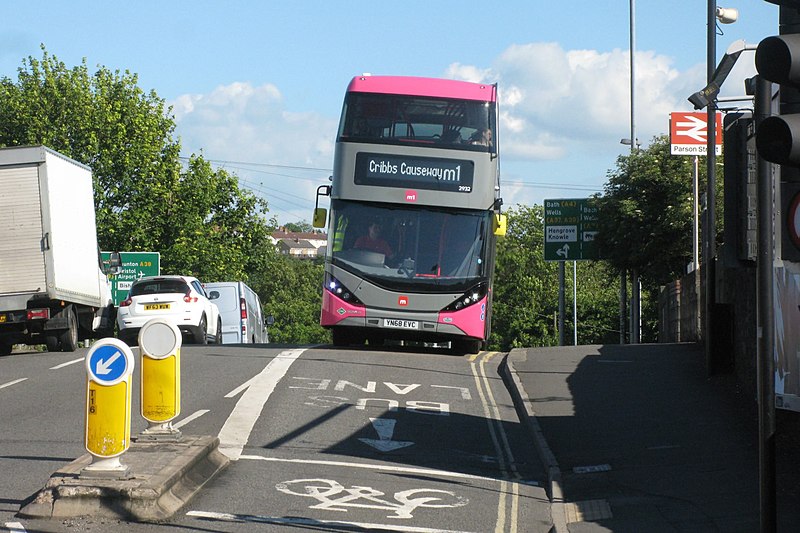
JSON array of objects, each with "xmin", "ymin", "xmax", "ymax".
[
  {"xmin": 95, "ymin": 350, "xmax": 122, "ymax": 375},
  {"xmin": 675, "ymin": 115, "xmax": 708, "ymax": 142},
  {"xmin": 359, "ymin": 417, "xmax": 415, "ymax": 452},
  {"xmin": 218, "ymin": 349, "xmax": 305, "ymax": 460}
]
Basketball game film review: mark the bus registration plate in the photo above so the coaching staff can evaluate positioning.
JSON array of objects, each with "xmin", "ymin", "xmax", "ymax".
[{"xmin": 384, "ymin": 319, "xmax": 418, "ymax": 330}]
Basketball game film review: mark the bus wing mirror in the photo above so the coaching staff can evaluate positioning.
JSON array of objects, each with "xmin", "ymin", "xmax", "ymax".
[
  {"xmin": 313, "ymin": 208, "xmax": 328, "ymax": 228},
  {"xmin": 313, "ymin": 185, "xmax": 331, "ymax": 228},
  {"xmin": 493, "ymin": 214, "xmax": 507, "ymax": 237}
]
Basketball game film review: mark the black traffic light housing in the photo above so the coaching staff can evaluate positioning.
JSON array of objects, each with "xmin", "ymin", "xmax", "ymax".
[{"xmin": 756, "ymin": 5, "xmax": 800, "ymax": 184}]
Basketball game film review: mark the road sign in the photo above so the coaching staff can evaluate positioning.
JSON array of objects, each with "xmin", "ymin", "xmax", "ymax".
[
  {"xmin": 544, "ymin": 198, "xmax": 599, "ymax": 261},
  {"xmin": 102, "ymin": 251, "xmax": 160, "ymax": 305},
  {"xmin": 139, "ymin": 319, "xmax": 182, "ymax": 423},
  {"xmin": 85, "ymin": 339, "xmax": 134, "ymax": 458},
  {"xmin": 669, "ymin": 111, "xmax": 722, "ymax": 156}
]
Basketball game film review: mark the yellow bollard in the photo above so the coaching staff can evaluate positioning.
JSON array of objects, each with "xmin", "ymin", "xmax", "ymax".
[
  {"xmin": 83, "ymin": 338, "xmax": 134, "ymax": 477},
  {"xmin": 139, "ymin": 319, "xmax": 182, "ymax": 440}
]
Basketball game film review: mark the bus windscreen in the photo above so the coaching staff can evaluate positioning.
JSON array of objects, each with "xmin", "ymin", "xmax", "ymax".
[{"xmin": 329, "ymin": 200, "xmax": 489, "ymax": 291}]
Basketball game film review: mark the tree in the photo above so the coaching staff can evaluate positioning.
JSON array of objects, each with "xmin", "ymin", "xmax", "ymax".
[
  {"xmin": 255, "ymin": 255, "xmax": 329, "ymax": 344},
  {"xmin": 0, "ymin": 46, "xmax": 274, "ymax": 283},
  {"xmin": 490, "ymin": 205, "xmax": 623, "ymax": 350},
  {"xmin": 595, "ymin": 135, "xmax": 707, "ymax": 288}
]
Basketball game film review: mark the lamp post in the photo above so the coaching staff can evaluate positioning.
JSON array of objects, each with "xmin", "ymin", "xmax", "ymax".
[
  {"xmin": 704, "ymin": 2, "xmax": 738, "ymax": 371},
  {"xmin": 621, "ymin": 0, "xmax": 639, "ymax": 344}
]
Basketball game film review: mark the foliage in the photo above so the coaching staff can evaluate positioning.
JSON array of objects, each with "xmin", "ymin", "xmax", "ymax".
[
  {"xmin": 0, "ymin": 46, "xmax": 273, "ymax": 284},
  {"xmin": 489, "ymin": 205, "xmax": 621, "ymax": 350},
  {"xmin": 254, "ymin": 256, "xmax": 329, "ymax": 344}
]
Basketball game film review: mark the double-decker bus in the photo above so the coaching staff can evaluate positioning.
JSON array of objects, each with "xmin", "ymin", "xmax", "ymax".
[{"xmin": 313, "ymin": 74, "xmax": 505, "ymax": 353}]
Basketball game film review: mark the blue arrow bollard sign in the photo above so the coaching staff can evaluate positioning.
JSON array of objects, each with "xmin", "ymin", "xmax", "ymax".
[{"xmin": 86, "ymin": 342, "xmax": 133, "ymax": 385}]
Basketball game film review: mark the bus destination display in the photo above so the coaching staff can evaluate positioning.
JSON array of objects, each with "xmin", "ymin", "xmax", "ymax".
[{"xmin": 355, "ymin": 152, "xmax": 474, "ymax": 193}]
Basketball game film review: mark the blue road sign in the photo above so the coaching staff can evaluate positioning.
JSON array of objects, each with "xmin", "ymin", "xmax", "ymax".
[{"xmin": 87, "ymin": 343, "xmax": 132, "ymax": 385}]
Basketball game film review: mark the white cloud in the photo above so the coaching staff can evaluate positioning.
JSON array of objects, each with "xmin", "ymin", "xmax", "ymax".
[
  {"xmin": 446, "ymin": 42, "xmax": 701, "ymax": 161},
  {"xmin": 171, "ymin": 82, "xmax": 335, "ymax": 166},
  {"xmin": 170, "ymin": 82, "xmax": 336, "ymax": 224}
]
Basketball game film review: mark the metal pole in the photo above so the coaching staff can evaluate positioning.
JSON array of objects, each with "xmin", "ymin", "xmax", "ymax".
[
  {"xmin": 620, "ymin": 271, "xmax": 627, "ymax": 344},
  {"xmin": 705, "ymin": 0, "xmax": 717, "ymax": 372},
  {"xmin": 631, "ymin": 269, "xmax": 639, "ymax": 344},
  {"xmin": 558, "ymin": 261, "xmax": 565, "ymax": 346},
  {"xmin": 573, "ymin": 261, "xmax": 578, "ymax": 346},
  {"xmin": 693, "ymin": 155, "xmax": 700, "ymax": 270},
  {"xmin": 755, "ymin": 73, "xmax": 776, "ymax": 533},
  {"xmin": 629, "ymin": 0, "xmax": 641, "ymax": 344}
]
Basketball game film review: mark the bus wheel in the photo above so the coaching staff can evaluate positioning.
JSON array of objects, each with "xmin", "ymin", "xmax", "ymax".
[
  {"xmin": 453, "ymin": 339, "xmax": 482, "ymax": 355},
  {"xmin": 332, "ymin": 328, "xmax": 350, "ymax": 347},
  {"xmin": 366, "ymin": 334, "xmax": 384, "ymax": 347},
  {"xmin": 332, "ymin": 328, "xmax": 366, "ymax": 347}
]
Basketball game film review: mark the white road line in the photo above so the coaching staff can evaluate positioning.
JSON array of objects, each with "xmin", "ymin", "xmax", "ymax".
[
  {"xmin": 4, "ymin": 522, "xmax": 27, "ymax": 533},
  {"xmin": 173, "ymin": 409, "xmax": 210, "ymax": 429},
  {"xmin": 217, "ymin": 349, "xmax": 305, "ymax": 460},
  {"xmin": 186, "ymin": 510, "xmax": 477, "ymax": 533},
  {"xmin": 238, "ymin": 454, "xmax": 536, "ymax": 485},
  {"xmin": 225, "ymin": 376, "xmax": 256, "ymax": 398},
  {"xmin": 49, "ymin": 358, "xmax": 83, "ymax": 370},
  {"xmin": 0, "ymin": 378, "xmax": 27, "ymax": 390}
]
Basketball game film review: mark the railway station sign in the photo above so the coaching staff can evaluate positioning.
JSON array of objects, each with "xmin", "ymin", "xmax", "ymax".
[
  {"xmin": 102, "ymin": 251, "xmax": 160, "ymax": 305},
  {"xmin": 670, "ymin": 111, "xmax": 722, "ymax": 156},
  {"xmin": 544, "ymin": 198, "xmax": 599, "ymax": 261}
]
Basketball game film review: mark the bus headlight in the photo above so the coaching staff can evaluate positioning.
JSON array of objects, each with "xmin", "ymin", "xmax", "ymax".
[
  {"xmin": 441, "ymin": 283, "xmax": 488, "ymax": 312},
  {"xmin": 324, "ymin": 273, "xmax": 364, "ymax": 305}
]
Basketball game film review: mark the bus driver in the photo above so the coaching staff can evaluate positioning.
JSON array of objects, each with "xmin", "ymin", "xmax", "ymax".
[{"xmin": 354, "ymin": 220, "xmax": 394, "ymax": 259}]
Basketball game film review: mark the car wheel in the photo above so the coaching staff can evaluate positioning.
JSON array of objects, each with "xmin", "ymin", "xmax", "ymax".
[
  {"xmin": 194, "ymin": 315, "xmax": 208, "ymax": 344},
  {"xmin": 0, "ymin": 341, "xmax": 12, "ymax": 356},
  {"xmin": 59, "ymin": 306, "xmax": 79, "ymax": 352},
  {"xmin": 214, "ymin": 318, "xmax": 222, "ymax": 344}
]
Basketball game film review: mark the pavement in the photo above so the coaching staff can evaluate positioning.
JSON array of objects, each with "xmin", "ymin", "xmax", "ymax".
[{"xmin": 501, "ymin": 342, "xmax": 800, "ymax": 532}]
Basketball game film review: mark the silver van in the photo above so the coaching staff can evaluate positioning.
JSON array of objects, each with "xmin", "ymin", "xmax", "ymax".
[{"xmin": 205, "ymin": 282, "xmax": 269, "ymax": 344}]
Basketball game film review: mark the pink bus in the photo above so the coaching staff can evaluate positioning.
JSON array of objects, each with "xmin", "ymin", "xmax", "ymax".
[{"xmin": 313, "ymin": 75, "xmax": 506, "ymax": 353}]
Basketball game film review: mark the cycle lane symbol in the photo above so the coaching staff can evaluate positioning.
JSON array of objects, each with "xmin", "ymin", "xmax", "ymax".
[{"xmin": 275, "ymin": 478, "xmax": 468, "ymax": 519}]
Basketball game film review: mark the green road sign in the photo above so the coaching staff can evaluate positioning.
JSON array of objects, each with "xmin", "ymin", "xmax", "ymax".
[
  {"xmin": 544, "ymin": 198, "xmax": 599, "ymax": 261},
  {"xmin": 102, "ymin": 251, "xmax": 161, "ymax": 305}
]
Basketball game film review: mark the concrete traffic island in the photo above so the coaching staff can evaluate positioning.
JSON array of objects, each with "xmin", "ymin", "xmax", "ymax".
[{"xmin": 18, "ymin": 435, "xmax": 229, "ymax": 522}]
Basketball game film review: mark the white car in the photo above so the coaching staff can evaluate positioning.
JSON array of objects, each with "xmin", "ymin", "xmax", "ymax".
[{"xmin": 117, "ymin": 275, "xmax": 221, "ymax": 346}]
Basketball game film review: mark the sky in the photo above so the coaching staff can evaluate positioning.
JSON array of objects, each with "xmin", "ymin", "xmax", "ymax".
[{"xmin": 0, "ymin": 1, "xmax": 778, "ymax": 226}]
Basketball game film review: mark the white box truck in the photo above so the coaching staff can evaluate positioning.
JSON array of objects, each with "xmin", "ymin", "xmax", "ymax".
[
  {"xmin": 0, "ymin": 146, "xmax": 119, "ymax": 355},
  {"xmin": 205, "ymin": 281, "xmax": 270, "ymax": 344}
]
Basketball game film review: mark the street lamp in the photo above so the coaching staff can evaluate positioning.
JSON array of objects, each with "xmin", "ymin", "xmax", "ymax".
[{"xmin": 704, "ymin": 2, "xmax": 738, "ymax": 370}]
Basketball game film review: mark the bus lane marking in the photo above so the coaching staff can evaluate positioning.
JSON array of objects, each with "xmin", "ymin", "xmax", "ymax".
[
  {"xmin": 275, "ymin": 478, "xmax": 468, "ymax": 519},
  {"xmin": 359, "ymin": 417, "xmax": 415, "ymax": 452},
  {"xmin": 218, "ymin": 349, "xmax": 305, "ymax": 460},
  {"xmin": 290, "ymin": 377, "xmax": 465, "ymax": 415}
]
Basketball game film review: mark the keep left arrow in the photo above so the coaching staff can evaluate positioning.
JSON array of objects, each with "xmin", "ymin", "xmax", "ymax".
[
  {"xmin": 359, "ymin": 418, "xmax": 414, "ymax": 452},
  {"xmin": 95, "ymin": 350, "xmax": 122, "ymax": 375}
]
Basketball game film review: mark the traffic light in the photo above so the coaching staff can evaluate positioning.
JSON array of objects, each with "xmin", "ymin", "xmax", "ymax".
[{"xmin": 756, "ymin": 6, "xmax": 800, "ymax": 175}]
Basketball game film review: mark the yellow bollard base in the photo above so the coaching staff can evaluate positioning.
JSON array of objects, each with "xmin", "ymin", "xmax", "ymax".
[
  {"xmin": 80, "ymin": 455, "xmax": 131, "ymax": 480},
  {"xmin": 137, "ymin": 421, "xmax": 183, "ymax": 442}
]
